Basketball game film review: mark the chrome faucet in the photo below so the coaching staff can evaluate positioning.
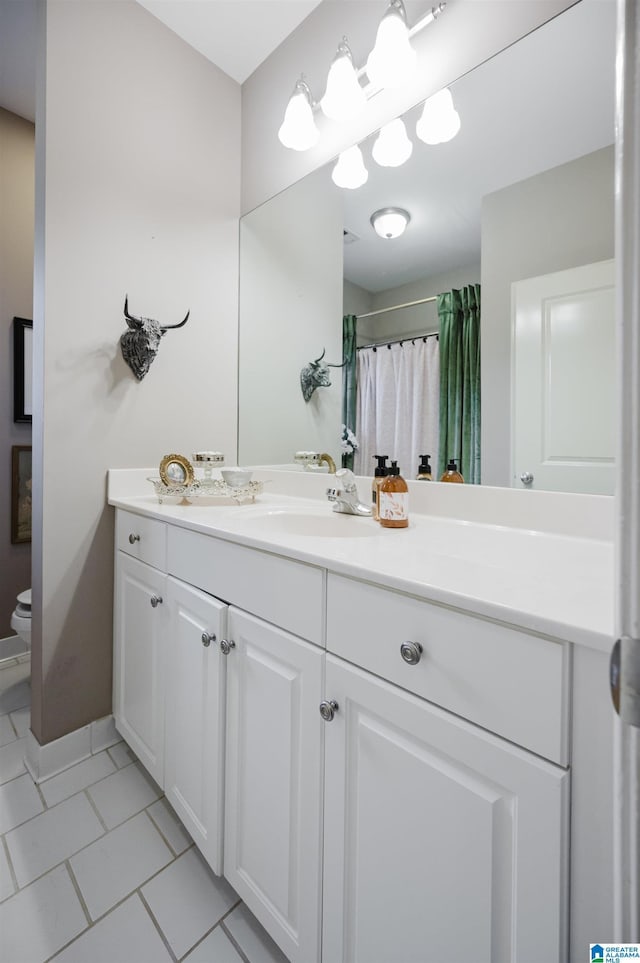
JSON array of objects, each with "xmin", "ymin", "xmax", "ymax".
[{"xmin": 326, "ymin": 469, "xmax": 372, "ymax": 516}]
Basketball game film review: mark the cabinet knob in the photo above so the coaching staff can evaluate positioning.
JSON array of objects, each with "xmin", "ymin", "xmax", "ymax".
[
  {"xmin": 400, "ymin": 641, "xmax": 423, "ymax": 665},
  {"xmin": 150, "ymin": 595, "xmax": 163, "ymax": 608},
  {"xmin": 128, "ymin": 533, "xmax": 140, "ymax": 544},
  {"xmin": 201, "ymin": 632, "xmax": 216, "ymax": 648},
  {"xmin": 220, "ymin": 639, "xmax": 235, "ymax": 655},
  {"xmin": 319, "ymin": 700, "xmax": 339, "ymax": 722}
]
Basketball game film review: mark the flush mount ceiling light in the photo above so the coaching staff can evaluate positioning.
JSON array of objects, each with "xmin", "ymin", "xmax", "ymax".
[
  {"xmin": 332, "ymin": 145, "xmax": 369, "ymax": 189},
  {"xmin": 278, "ymin": 3, "xmax": 446, "ymax": 153},
  {"xmin": 372, "ymin": 118, "xmax": 413, "ymax": 167},
  {"xmin": 416, "ymin": 87, "xmax": 461, "ymax": 144},
  {"xmin": 277, "ymin": 77, "xmax": 320, "ymax": 151},
  {"xmin": 320, "ymin": 39, "xmax": 367, "ymax": 122},
  {"xmin": 370, "ymin": 207, "xmax": 411, "ymax": 239},
  {"xmin": 366, "ymin": 0, "xmax": 417, "ymax": 90}
]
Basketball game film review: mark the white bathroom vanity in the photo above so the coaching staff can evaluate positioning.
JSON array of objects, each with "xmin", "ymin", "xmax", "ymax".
[{"xmin": 108, "ymin": 468, "xmax": 614, "ymax": 963}]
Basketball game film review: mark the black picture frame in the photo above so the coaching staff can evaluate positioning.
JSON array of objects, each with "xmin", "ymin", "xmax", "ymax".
[{"xmin": 13, "ymin": 317, "xmax": 33, "ymax": 424}]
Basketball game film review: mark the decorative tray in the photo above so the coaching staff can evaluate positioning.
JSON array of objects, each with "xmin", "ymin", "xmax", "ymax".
[{"xmin": 147, "ymin": 477, "xmax": 263, "ymax": 505}]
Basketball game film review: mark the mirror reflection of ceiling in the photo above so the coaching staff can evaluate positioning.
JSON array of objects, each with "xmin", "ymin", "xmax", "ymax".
[{"xmin": 342, "ymin": 0, "xmax": 615, "ymax": 294}]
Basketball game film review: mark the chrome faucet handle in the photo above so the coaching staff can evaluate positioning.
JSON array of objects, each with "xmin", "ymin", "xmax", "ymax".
[{"xmin": 335, "ymin": 468, "xmax": 356, "ymax": 492}]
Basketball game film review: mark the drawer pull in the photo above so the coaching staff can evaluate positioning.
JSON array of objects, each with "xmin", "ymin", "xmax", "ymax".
[
  {"xmin": 319, "ymin": 700, "xmax": 339, "ymax": 722},
  {"xmin": 150, "ymin": 595, "xmax": 163, "ymax": 608},
  {"xmin": 220, "ymin": 638, "xmax": 235, "ymax": 655},
  {"xmin": 400, "ymin": 641, "xmax": 423, "ymax": 665},
  {"xmin": 201, "ymin": 632, "xmax": 216, "ymax": 648},
  {"xmin": 128, "ymin": 533, "xmax": 140, "ymax": 544}
]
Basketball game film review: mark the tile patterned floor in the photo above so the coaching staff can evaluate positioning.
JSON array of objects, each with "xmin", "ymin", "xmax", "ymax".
[{"xmin": 0, "ymin": 656, "xmax": 289, "ymax": 963}]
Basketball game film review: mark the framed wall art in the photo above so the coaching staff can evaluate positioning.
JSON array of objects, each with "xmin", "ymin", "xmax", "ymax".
[
  {"xmin": 13, "ymin": 317, "xmax": 33, "ymax": 423},
  {"xmin": 11, "ymin": 445, "xmax": 32, "ymax": 544}
]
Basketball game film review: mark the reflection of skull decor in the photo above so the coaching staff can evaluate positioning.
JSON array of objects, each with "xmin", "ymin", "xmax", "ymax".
[
  {"xmin": 120, "ymin": 296, "xmax": 190, "ymax": 381},
  {"xmin": 300, "ymin": 348, "xmax": 345, "ymax": 402}
]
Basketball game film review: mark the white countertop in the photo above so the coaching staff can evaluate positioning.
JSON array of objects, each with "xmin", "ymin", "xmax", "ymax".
[{"xmin": 108, "ymin": 470, "xmax": 614, "ymax": 654}]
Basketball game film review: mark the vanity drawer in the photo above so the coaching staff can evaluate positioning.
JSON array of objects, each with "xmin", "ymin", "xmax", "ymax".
[
  {"xmin": 168, "ymin": 526, "xmax": 324, "ymax": 645},
  {"xmin": 326, "ymin": 574, "xmax": 569, "ymax": 765},
  {"xmin": 116, "ymin": 510, "xmax": 167, "ymax": 571}
]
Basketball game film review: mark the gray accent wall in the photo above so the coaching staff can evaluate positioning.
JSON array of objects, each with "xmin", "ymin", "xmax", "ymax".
[{"xmin": 0, "ymin": 107, "xmax": 33, "ymax": 638}]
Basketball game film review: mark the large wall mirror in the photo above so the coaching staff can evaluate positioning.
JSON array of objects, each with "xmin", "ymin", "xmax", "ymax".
[{"xmin": 238, "ymin": 0, "xmax": 615, "ymax": 493}]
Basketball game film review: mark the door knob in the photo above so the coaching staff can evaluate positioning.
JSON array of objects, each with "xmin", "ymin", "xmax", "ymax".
[
  {"xmin": 201, "ymin": 632, "xmax": 216, "ymax": 648},
  {"xmin": 319, "ymin": 700, "xmax": 339, "ymax": 722},
  {"xmin": 150, "ymin": 595, "xmax": 163, "ymax": 608},
  {"xmin": 520, "ymin": 472, "xmax": 534, "ymax": 486},
  {"xmin": 400, "ymin": 641, "xmax": 423, "ymax": 665},
  {"xmin": 219, "ymin": 639, "xmax": 235, "ymax": 655}
]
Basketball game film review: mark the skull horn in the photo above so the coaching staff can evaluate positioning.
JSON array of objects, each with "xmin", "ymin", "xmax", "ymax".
[
  {"xmin": 123, "ymin": 295, "xmax": 142, "ymax": 328},
  {"xmin": 314, "ymin": 348, "xmax": 326, "ymax": 364},
  {"xmin": 160, "ymin": 310, "xmax": 190, "ymax": 332}
]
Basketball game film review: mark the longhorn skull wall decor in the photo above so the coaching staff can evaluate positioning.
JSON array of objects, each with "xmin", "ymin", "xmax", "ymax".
[
  {"xmin": 300, "ymin": 348, "xmax": 345, "ymax": 402},
  {"xmin": 120, "ymin": 295, "xmax": 190, "ymax": 381}
]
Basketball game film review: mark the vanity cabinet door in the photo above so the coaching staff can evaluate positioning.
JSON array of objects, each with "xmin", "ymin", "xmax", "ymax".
[
  {"xmin": 322, "ymin": 655, "xmax": 569, "ymax": 963},
  {"xmin": 224, "ymin": 608, "xmax": 324, "ymax": 963},
  {"xmin": 164, "ymin": 577, "xmax": 227, "ymax": 875},
  {"xmin": 113, "ymin": 553, "xmax": 167, "ymax": 786}
]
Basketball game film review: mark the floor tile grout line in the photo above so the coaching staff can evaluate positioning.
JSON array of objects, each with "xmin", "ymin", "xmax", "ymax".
[
  {"xmin": 0, "ymin": 833, "xmax": 19, "ymax": 900},
  {"xmin": 137, "ymin": 886, "xmax": 181, "ymax": 963},
  {"xmin": 83, "ymin": 786, "xmax": 110, "ymax": 833},
  {"xmin": 175, "ymin": 899, "xmax": 248, "ymax": 963},
  {"xmin": 144, "ymin": 798, "xmax": 195, "ymax": 858},
  {"xmin": 64, "ymin": 857, "xmax": 93, "ymax": 927},
  {"xmin": 220, "ymin": 917, "xmax": 253, "ymax": 963}
]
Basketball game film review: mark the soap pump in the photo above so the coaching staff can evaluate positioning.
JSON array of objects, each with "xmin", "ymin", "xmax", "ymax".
[
  {"xmin": 440, "ymin": 458, "xmax": 464, "ymax": 483},
  {"xmin": 416, "ymin": 454, "xmax": 432, "ymax": 480},
  {"xmin": 372, "ymin": 455, "xmax": 389, "ymax": 521},
  {"xmin": 379, "ymin": 461, "xmax": 409, "ymax": 528}
]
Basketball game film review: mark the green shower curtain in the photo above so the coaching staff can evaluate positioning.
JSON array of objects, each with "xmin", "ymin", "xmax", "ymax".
[
  {"xmin": 437, "ymin": 285, "xmax": 481, "ymax": 484},
  {"xmin": 341, "ymin": 314, "xmax": 358, "ymax": 469}
]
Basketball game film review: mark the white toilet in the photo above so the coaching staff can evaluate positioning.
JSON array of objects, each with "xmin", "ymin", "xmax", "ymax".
[{"xmin": 10, "ymin": 589, "xmax": 32, "ymax": 650}]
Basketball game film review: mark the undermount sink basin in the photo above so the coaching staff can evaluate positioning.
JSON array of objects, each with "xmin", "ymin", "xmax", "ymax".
[{"xmin": 228, "ymin": 509, "xmax": 380, "ymax": 538}]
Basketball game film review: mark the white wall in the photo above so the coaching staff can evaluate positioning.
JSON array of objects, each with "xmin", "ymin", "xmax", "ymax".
[
  {"xmin": 0, "ymin": 108, "xmax": 33, "ymax": 637},
  {"xmin": 241, "ymin": 0, "xmax": 574, "ymax": 214},
  {"xmin": 31, "ymin": 0, "xmax": 241, "ymax": 743},
  {"xmin": 238, "ymin": 165, "xmax": 343, "ymax": 465},
  {"xmin": 481, "ymin": 145, "xmax": 614, "ymax": 487}
]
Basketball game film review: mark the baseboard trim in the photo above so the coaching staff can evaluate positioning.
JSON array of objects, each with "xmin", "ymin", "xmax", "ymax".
[{"xmin": 25, "ymin": 715, "xmax": 121, "ymax": 783}]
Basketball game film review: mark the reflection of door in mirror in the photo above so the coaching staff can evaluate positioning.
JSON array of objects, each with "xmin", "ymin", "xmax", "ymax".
[{"xmin": 513, "ymin": 260, "xmax": 615, "ymax": 495}]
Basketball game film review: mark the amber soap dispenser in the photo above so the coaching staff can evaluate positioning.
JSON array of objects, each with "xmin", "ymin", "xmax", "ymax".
[
  {"xmin": 372, "ymin": 455, "xmax": 389, "ymax": 521},
  {"xmin": 440, "ymin": 459, "xmax": 464, "ymax": 483},
  {"xmin": 379, "ymin": 461, "xmax": 409, "ymax": 528},
  {"xmin": 416, "ymin": 454, "xmax": 432, "ymax": 480}
]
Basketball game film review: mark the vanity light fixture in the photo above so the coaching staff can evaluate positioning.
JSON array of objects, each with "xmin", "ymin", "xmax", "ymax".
[
  {"xmin": 365, "ymin": 0, "xmax": 417, "ymax": 90},
  {"xmin": 416, "ymin": 87, "xmax": 461, "ymax": 144},
  {"xmin": 277, "ymin": 77, "xmax": 320, "ymax": 151},
  {"xmin": 278, "ymin": 3, "xmax": 446, "ymax": 152},
  {"xmin": 370, "ymin": 207, "xmax": 410, "ymax": 239},
  {"xmin": 372, "ymin": 117, "xmax": 413, "ymax": 167},
  {"xmin": 332, "ymin": 145, "xmax": 369, "ymax": 189},
  {"xmin": 320, "ymin": 39, "xmax": 367, "ymax": 122}
]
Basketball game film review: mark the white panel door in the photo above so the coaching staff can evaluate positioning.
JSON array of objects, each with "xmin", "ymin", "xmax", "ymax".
[
  {"xmin": 513, "ymin": 259, "xmax": 615, "ymax": 493},
  {"xmin": 322, "ymin": 655, "xmax": 569, "ymax": 963},
  {"xmin": 164, "ymin": 577, "xmax": 227, "ymax": 875},
  {"xmin": 113, "ymin": 553, "xmax": 166, "ymax": 786},
  {"xmin": 224, "ymin": 607, "xmax": 324, "ymax": 963}
]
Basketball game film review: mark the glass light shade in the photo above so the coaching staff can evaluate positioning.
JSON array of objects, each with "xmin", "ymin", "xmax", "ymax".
[
  {"xmin": 416, "ymin": 88, "xmax": 461, "ymax": 145},
  {"xmin": 278, "ymin": 80, "xmax": 320, "ymax": 151},
  {"xmin": 372, "ymin": 118, "xmax": 413, "ymax": 167},
  {"xmin": 320, "ymin": 41, "xmax": 366, "ymax": 122},
  {"xmin": 365, "ymin": 0, "xmax": 417, "ymax": 89},
  {"xmin": 370, "ymin": 207, "xmax": 410, "ymax": 238},
  {"xmin": 332, "ymin": 146, "xmax": 368, "ymax": 189}
]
